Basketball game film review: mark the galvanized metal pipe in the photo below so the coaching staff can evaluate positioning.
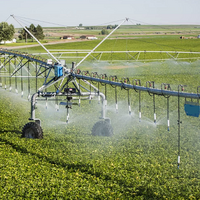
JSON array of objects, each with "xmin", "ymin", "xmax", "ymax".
[{"xmin": 73, "ymin": 73, "xmax": 200, "ymax": 99}]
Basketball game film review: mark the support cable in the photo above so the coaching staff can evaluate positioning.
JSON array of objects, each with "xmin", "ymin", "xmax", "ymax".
[
  {"xmin": 75, "ymin": 18, "xmax": 129, "ymax": 70},
  {"xmin": 11, "ymin": 15, "xmax": 63, "ymax": 66}
]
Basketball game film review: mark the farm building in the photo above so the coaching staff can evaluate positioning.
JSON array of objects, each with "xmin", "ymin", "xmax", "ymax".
[
  {"xmin": 80, "ymin": 35, "xmax": 97, "ymax": 40},
  {"xmin": 60, "ymin": 35, "xmax": 74, "ymax": 40},
  {"xmin": 0, "ymin": 38, "xmax": 16, "ymax": 44}
]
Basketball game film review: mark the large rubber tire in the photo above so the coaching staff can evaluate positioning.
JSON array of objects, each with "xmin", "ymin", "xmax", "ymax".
[
  {"xmin": 22, "ymin": 122, "xmax": 43, "ymax": 139},
  {"xmin": 92, "ymin": 121, "xmax": 113, "ymax": 136}
]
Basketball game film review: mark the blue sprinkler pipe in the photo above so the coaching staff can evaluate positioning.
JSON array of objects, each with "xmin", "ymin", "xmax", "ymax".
[{"xmin": 72, "ymin": 73, "xmax": 200, "ymax": 99}]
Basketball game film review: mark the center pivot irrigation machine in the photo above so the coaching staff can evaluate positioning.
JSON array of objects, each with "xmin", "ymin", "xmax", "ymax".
[{"xmin": 1, "ymin": 16, "xmax": 200, "ymax": 169}]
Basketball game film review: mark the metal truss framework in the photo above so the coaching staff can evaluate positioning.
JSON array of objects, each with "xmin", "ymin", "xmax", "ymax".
[{"xmin": 37, "ymin": 50, "xmax": 200, "ymax": 62}]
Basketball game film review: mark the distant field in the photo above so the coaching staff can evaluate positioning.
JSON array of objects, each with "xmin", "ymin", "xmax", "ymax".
[
  {"xmin": 11, "ymin": 24, "xmax": 200, "ymax": 43},
  {"xmin": 15, "ymin": 37, "xmax": 200, "ymax": 52},
  {"xmin": 12, "ymin": 36, "xmax": 200, "ymax": 65},
  {"xmin": 41, "ymin": 24, "xmax": 200, "ymax": 34},
  {"xmin": 2, "ymin": 26, "xmax": 200, "ymax": 67}
]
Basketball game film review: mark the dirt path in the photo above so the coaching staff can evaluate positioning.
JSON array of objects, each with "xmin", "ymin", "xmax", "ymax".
[{"xmin": 0, "ymin": 39, "xmax": 84, "ymax": 50}]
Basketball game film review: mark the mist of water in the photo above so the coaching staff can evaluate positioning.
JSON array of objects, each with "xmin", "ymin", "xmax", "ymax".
[{"xmin": 1, "ymin": 59, "xmax": 199, "ymax": 138}]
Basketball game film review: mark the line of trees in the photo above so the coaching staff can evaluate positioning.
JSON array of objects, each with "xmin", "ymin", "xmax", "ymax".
[
  {"xmin": 100, "ymin": 24, "xmax": 119, "ymax": 35},
  {"xmin": 106, "ymin": 24, "xmax": 118, "ymax": 29},
  {"xmin": 19, "ymin": 24, "xmax": 45, "ymax": 42},
  {"xmin": 0, "ymin": 22, "xmax": 15, "ymax": 42},
  {"xmin": 81, "ymin": 24, "xmax": 119, "ymax": 31}
]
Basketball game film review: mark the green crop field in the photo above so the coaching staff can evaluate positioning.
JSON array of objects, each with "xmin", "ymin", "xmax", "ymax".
[
  {"xmin": 14, "ymin": 35, "xmax": 200, "ymax": 67},
  {"xmin": 1, "ymin": 32, "xmax": 200, "ymax": 199},
  {"xmin": 18, "ymin": 37, "xmax": 200, "ymax": 52}
]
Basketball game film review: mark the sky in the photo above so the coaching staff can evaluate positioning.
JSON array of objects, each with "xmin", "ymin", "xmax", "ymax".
[{"xmin": 1, "ymin": 0, "xmax": 200, "ymax": 27}]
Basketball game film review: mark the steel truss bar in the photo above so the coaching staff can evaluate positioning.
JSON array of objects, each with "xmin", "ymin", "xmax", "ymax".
[
  {"xmin": 0, "ymin": 55, "xmax": 11, "ymax": 70},
  {"xmin": 36, "ymin": 50, "xmax": 200, "ymax": 62},
  {"xmin": 0, "ymin": 49, "xmax": 53, "ymax": 68},
  {"xmin": 0, "ymin": 76, "xmax": 43, "ymax": 78},
  {"xmin": 11, "ymin": 60, "xmax": 29, "ymax": 76},
  {"xmin": 126, "ymin": 52, "xmax": 140, "ymax": 61},
  {"xmin": 0, "ymin": 55, "xmax": 15, "ymax": 70},
  {"xmin": 11, "ymin": 57, "xmax": 26, "ymax": 76},
  {"xmin": 37, "ymin": 50, "xmax": 200, "ymax": 55},
  {"xmin": 0, "ymin": 49, "xmax": 54, "ymax": 82},
  {"xmin": 36, "ymin": 65, "xmax": 51, "ymax": 77}
]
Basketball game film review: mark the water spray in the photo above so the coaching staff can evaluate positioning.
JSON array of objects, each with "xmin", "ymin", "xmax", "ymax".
[
  {"xmin": 122, "ymin": 77, "xmax": 132, "ymax": 115},
  {"xmin": 146, "ymin": 81, "xmax": 156, "ymax": 124},
  {"xmin": 133, "ymin": 79, "xmax": 142, "ymax": 122},
  {"xmin": 109, "ymin": 75, "xmax": 118, "ymax": 113},
  {"xmin": 161, "ymin": 83, "xmax": 171, "ymax": 131}
]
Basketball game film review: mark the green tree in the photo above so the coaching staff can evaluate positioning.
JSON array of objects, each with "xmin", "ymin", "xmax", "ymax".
[
  {"xmin": 35, "ymin": 25, "xmax": 45, "ymax": 40},
  {"xmin": 100, "ymin": 29, "xmax": 109, "ymax": 35},
  {"xmin": 0, "ymin": 22, "xmax": 15, "ymax": 42},
  {"xmin": 29, "ymin": 24, "xmax": 36, "ymax": 42},
  {"xmin": 19, "ymin": 24, "xmax": 45, "ymax": 42},
  {"xmin": 107, "ymin": 25, "xmax": 112, "ymax": 29},
  {"xmin": 18, "ymin": 27, "xmax": 29, "ymax": 43}
]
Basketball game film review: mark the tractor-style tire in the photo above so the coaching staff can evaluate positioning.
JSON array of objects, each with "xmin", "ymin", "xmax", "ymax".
[
  {"xmin": 22, "ymin": 122, "xmax": 43, "ymax": 139},
  {"xmin": 92, "ymin": 121, "xmax": 113, "ymax": 136}
]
